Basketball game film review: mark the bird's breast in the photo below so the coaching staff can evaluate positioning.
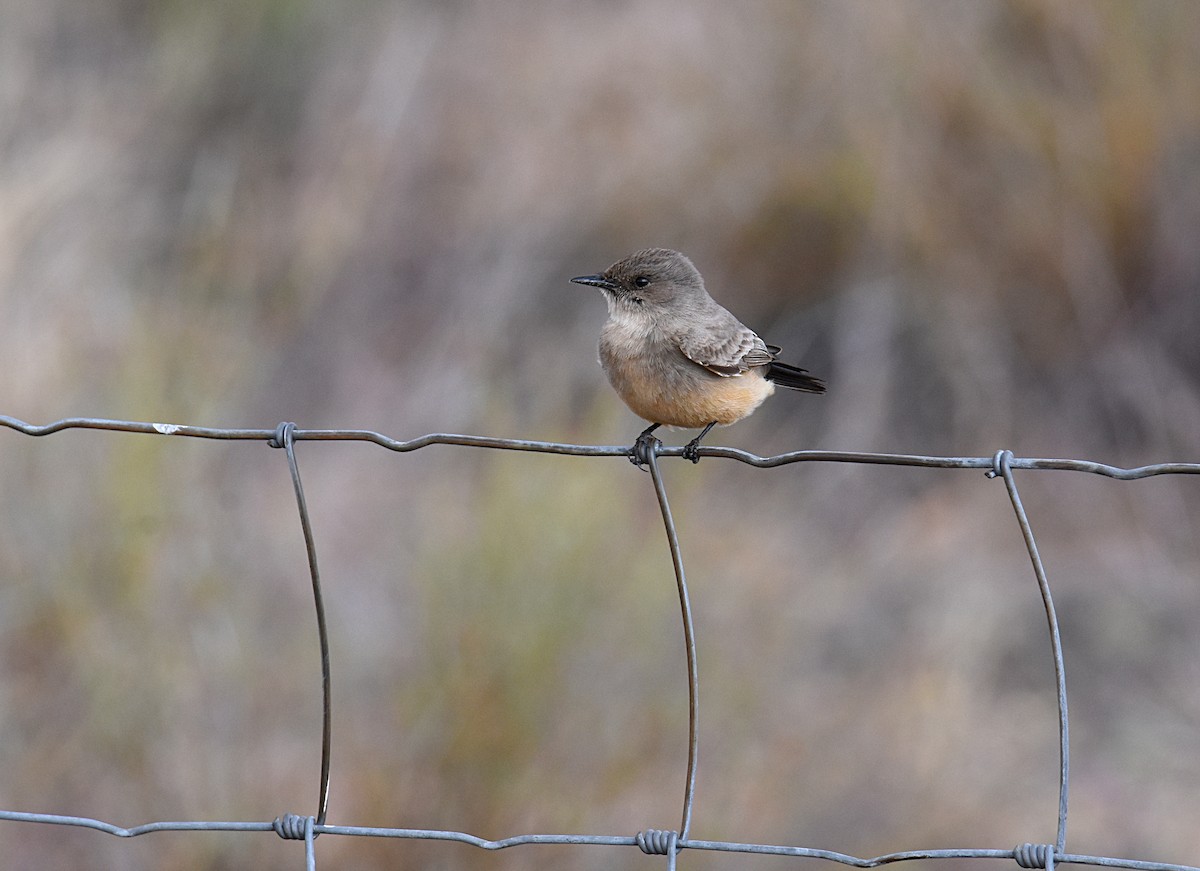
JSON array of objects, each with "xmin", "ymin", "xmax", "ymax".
[{"xmin": 598, "ymin": 319, "xmax": 773, "ymax": 428}]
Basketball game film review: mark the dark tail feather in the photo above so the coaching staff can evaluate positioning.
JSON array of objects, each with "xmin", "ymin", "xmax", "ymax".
[{"xmin": 765, "ymin": 360, "xmax": 826, "ymax": 394}]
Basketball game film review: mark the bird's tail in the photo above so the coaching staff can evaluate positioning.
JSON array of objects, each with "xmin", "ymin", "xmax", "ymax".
[{"xmin": 765, "ymin": 361, "xmax": 826, "ymax": 393}]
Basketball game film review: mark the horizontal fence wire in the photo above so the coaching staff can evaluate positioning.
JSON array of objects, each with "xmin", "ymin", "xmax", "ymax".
[{"xmin": 2, "ymin": 413, "xmax": 1199, "ymax": 871}]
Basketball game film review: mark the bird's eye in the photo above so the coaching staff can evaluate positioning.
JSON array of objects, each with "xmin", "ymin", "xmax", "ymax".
[{"xmin": 634, "ymin": 276, "xmax": 650, "ymax": 288}]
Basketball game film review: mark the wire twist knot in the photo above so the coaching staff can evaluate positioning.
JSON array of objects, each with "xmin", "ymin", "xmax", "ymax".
[
  {"xmin": 1013, "ymin": 843, "xmax": 1055, "ymax": 869},
  {"xmin": 987, "ymin": 449, "xmax": 1015, "ymax": 479},
  {"xmin": 636, "ymin": 829, "xmax": 679, "ymax": 855},
  {"xmin": 630, "ymin": 432, "xmax": 662, "ymax": 468},
  {"xmin": 268, "ymin": 421, "xmax": 297, "ymax": 449},
  {"xmin": 273, "ymin": 813, "xmax": 314, "ymax": 840}
]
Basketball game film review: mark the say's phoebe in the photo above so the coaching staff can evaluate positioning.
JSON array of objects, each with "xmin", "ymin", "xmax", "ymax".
[{"xmin": 572, "ymin": 248, "xmax": 825, "ymax": 462}]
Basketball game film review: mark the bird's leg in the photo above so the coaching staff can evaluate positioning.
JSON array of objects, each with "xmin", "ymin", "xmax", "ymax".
[
  {"xmin": 630, "ymin": 423, "xmax": 661, "ymax": 468},
  {"xmin": 681, "ymin": 422, "xmax": 717, "ymax": 464}
]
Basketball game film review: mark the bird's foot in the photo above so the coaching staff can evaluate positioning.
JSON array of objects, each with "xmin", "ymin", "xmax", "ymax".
[{"xmin": 681, "ymin": 421, "xmax": 717, "ymax": 464}]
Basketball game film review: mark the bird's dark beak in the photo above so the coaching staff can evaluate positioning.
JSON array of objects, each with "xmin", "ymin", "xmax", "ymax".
[{"xmin": 571, "ymin": 274, "xmax": 618, "ymax": 291}]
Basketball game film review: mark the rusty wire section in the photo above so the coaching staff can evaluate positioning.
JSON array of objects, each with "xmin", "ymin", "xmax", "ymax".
[{"xmin": 2, "ymin": 414, "xmax": 1200, "ymax": 871}]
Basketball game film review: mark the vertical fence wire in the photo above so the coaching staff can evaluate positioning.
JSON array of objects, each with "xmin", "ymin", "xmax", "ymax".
[
  {"xmin": 642, "ymin": 438, "xmax": 699, "ymax": 843},
  {"xmin": 990, "ymin": 450, "xmax": 1070, "ymax": 855},
  {"xmin": 268, "ymin": 422, "xmax": 332, "ymax": 828}
]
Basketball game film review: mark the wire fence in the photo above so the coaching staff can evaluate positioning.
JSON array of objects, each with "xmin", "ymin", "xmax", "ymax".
[{"xmin": 2, "ymin": 413, "xmax": 1199, "ymax": 871}]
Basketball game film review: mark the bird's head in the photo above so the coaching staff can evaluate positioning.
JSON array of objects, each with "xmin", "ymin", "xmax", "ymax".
[{"xmin": 571, "ymin": 248, "xmax": 705, "ymax": 314}]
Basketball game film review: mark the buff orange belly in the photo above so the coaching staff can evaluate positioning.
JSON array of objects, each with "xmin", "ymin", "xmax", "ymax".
[{"xmin": 601, "ymin": 347, "xmax": 775, "ymax": 428}]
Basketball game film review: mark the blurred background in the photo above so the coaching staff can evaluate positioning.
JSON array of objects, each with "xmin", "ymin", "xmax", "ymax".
[{"xmin": 2, "ymin": 0, "xmax": 1200, "ymax": 868}]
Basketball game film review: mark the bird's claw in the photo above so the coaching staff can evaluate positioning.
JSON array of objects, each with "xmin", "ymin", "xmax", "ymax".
[{"xmin": 681, "ymin": 439, "xmax": 703, "ymax": 464}]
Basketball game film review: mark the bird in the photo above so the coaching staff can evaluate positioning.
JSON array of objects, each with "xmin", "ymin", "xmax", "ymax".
[{"xmin": 571, "ymin": 248, "xmax": 824, "ymax": 463}]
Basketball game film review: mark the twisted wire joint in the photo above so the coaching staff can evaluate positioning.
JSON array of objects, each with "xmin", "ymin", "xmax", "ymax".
[
  {"xmin": 268, "ymin": 421, "xmax": 297, "ymax": 449},
  {"xmin": 1014, "ymin": 843, "xmax": 1056, "ymax": 869},
  {"xmin": 273, "ymin": 813, "xmax": 314, "ymax": 840},
  {"xmin": 636, "ymin": 829, "xmax": 680, "ymax": 855}
]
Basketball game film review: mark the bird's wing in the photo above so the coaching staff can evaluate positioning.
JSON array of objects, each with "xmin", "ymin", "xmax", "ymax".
[{"xmin": 678, "ymin": 321, "xmax": 775, "ymax": 377}]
